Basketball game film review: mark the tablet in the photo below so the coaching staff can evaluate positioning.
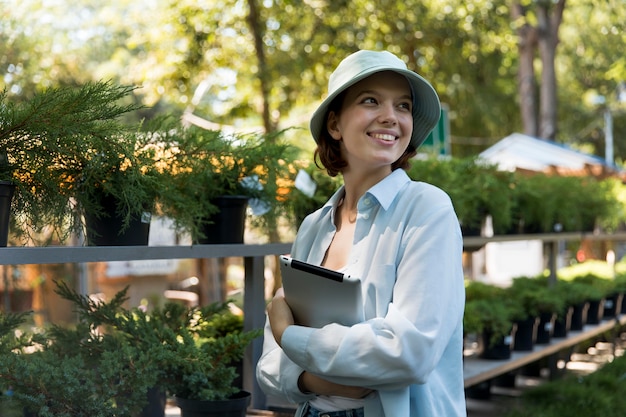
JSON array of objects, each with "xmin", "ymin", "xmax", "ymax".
[{"xmin": 279, "ymin": 255, "xmax": 364, "ymax": 328}]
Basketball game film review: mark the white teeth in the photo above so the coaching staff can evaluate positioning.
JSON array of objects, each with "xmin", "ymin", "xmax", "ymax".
[{"xmin": 371, "ymin": 133, "xmax": 396, "ymax": 141}]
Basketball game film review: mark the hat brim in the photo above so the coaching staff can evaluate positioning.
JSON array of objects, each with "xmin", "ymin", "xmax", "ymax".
[{"xmin": 310, "ymin": 68, "xmax": 441, "ymax": 150}]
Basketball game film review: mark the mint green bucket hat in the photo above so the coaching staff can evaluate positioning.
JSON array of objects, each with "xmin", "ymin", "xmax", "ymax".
[{"xmin": 310, "ymin": 50, "xmax": 441, "ymax": 150}]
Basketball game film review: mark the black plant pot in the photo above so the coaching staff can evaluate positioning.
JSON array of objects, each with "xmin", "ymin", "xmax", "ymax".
[
  {"xmin": 0, "ymin": 181, "xmax": 15, "ymax": 247},
  {"xmin": 480, "ymin": 325, "xmax": 517, "ymax": 360},
  {"xmin": 570, "ymin": 302, "xmax": 589, "ymax": 331},
  {"xmin": 196, "ymin": 196, "xmax": 248, "ymax": 244},
  {"xmin": 84, "ymin": 192, "xmax": 151, "ymax": 246},
  {"xmin": 465, "ymin": 380, "xmax": 492, "ymax": 400},
  {"xmin": 140, "ymin": 386, "xmax": 166, "ymax": 417},
  {"xmin": 602, "ymin": 292, "xmax": 623, "ymax": 319},
  {"xmin": 535, "ymin": 312, "xmax": 556, "ymax": 344},
  {"xmin": 553, "ymin": 306, "xmax": 574, "ymax": 338},
  {"xmin": 175, "ymin": 391, "xmax": 251, "ymax": 417},
  {"xmin": 513, "ymin": 316, "xmax": 539, "ymax": 351},
  {"xmin": 586, "ymin": 298, "xmax": 605, "ymax": 325}
]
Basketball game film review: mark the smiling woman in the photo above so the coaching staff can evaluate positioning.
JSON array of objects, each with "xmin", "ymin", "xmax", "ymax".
[{"xmin": 256, "ymin": 50, "xmax": 466, "ymax": 417}]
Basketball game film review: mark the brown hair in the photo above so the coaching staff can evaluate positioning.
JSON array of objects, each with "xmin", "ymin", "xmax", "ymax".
[{"xmin": 313, "ymin": 92, "xmax": 417, "ymax": 177}]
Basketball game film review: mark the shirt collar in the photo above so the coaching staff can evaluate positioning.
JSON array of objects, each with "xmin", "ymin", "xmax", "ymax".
[
  {"xmin": 321, "ymin": 169, "xmax": 411, "ymax": 214},
  {"xmin": 367, "ymin": 169, "xmax": 411, "ymax": 210}
]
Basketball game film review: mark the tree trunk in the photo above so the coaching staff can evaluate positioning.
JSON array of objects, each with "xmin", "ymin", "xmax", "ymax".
[
  {"xmin": 512, "ymin": 3, "xmax": 538, "ymax": 137},
  {"xmin": 246, "ymin": 0, "xmax": 274, "ymax": 135},
  {"xmin": 537, "ymin": 0, "xmax": 566, "ymax": 140},
  {"xmin": 246, "ymin": 0, "xmax": 282, "ymax": 296}
]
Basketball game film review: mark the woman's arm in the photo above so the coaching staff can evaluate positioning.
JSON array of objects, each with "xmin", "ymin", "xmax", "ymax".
[{"xmin": 266, "ymin": 288, "xmax": 374, "ymax": 399}]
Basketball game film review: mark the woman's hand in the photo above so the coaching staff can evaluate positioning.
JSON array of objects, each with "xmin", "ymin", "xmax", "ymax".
[
  {"xmin": 267, "ymin": 287, "xmax": 295, "ymax": 346},
  {"xmin": 299, "ymin": 371, "xmax": 374, "ymax": 399}
]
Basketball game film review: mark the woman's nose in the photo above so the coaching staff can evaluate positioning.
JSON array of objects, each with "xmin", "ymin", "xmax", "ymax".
[{"xmin": 378, "ymin": 102, "xmax": 398, "ymax": 124}]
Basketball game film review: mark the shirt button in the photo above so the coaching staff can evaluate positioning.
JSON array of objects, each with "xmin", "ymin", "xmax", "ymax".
[
  {"xmin": 363, "ymin": 198, "xmax": 371, "ymax": 206},
  {"xmin": 362, "ymin": 213, "xmax": 370, "ymax": 220}
]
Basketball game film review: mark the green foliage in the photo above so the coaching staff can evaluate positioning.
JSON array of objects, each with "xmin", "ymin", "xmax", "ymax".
[
  {"xmin": 464, "ymin": 298, "xmax": 517, "ymax": 347},
  {"xmin": 1, "ymin": 345, "xmax": 159, "ymax": 417},
  {"xmin": 282, "ymin": 163, "xmax": 344, "ymax": 229},
  {"xmin": 408, "ymin": 156, "xmax": 487, "ymax": 233},
  {"xmin": 407, "ymin": 155, "xmax": 626, "ymax": 235},
  {"xmin": 507, "ymin": 276, "xmax": 567, "ymax": 318},
  {"xmin": 512, "ymin": 174, "xmax": 623, "ymax": 233},
  {"xmin": 0, "ymin": 288, "xmax": 160, "ymax": 416},
  {"xmin": 54, "ymin": 280, "xmax": 262, "ymax": 401},
  {"xmin": 504, "ymin": 353, "xmax": 626, "ymax": 417},
  {"xmin": 569, "ymin": 274, "xmax": 614, "ymax": 301},
  {"xmin": 3, "ymin": 0, "xmax": 625, "ymax": 160},
  {"xmin": 0, "ymin": 81, "xmax": 158, "ymax": 243},
  {"xmin": 464, "ymin": 281, "xmax": 524, "ymax": 346},
  {"xmin": 0, "ymin": 310, "xmax": 38, "ymax": 354},
  {"xmin": 156, "ymin": 123, "xmax": 295, "ymax": 240},
  {"xmin": 0, "ymin": 279, "xmax": 262, "ymax": 414}
]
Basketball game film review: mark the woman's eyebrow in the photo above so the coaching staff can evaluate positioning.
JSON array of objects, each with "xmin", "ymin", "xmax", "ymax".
[{"xmin": 354, "ymin": 89, "xmax": 412, "ymax": 101}]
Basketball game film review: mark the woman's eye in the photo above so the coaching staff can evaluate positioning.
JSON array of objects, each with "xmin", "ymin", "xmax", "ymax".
[
  {"xmin": 399, "ymin": 102, "xmax": 412, "ymax": 111},
  {"xmin": 362, "ymin": 97, "xmax": 377, "ymax": 104}
]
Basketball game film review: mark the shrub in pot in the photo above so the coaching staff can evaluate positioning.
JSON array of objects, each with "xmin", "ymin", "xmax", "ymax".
[
  {"xmin": 157, "ymin": 123, "xmax": 293, "ymax": 244},
  {"xmin": 74, "ymin": 127, "xmax": 167, "ymax": 246},
  {"xmin": 508, "ymin": 276, "xmax": 566, "ymax": 344},
  {"xmin": 0, "ymin": 82, "xmax": 145, "ymax": 245},
  {"xmin": 0, "ymin": 304, "xmax": 159, "ymax": 417},
  {"xmin": 512, "ymin": 173, "xmax": 568, "ymax": 233},
  {"xmin": 464, "ymin": 281, "xmax": 523, "ymax": 358},
  {"xmin": 53, "ymin": 280, "xmax": 262, "ymax": 415},
  {"xmin": 570, "ymin": 273, "xmax": 614, "ymax": 324}
]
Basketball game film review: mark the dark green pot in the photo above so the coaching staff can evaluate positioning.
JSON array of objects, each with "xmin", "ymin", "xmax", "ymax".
[
  {"xmin": 175, "ymin": 391, "xmax": 250, "ymax": 417},
  {"xmin": 0, "ymin": 181, "xmax": 15, "ymax": 247}
]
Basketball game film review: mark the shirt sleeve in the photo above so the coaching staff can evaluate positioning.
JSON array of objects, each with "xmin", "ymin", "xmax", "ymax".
[{"xmin": 255, "ymin": 312, "xmax": 317, "ymax": 404}]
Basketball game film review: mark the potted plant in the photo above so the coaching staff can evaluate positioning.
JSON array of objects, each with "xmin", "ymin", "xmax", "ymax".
[
  {"xmin": 73, "ymin": 125, "xmax": 167, "ymax": 246},
  {"xmin": 511, "ymin": 173, "xmax": 562, "ymax": 233},
  {"xmin": 158, "ymin": 124, "xmax": 293, "ymax": 244},
  {"xmin": 0, "ymin": 304, "xmax": 160, "ymax": 417},
  {"xmin": 569, "ymin": 273, "xmax": 613, "ymax": 324},
  {"xmin": 464, "ymin": 281, "xmax": 523, "ymax": 359},
  {"xmin": 53, "ymin": 280, "xmax": 262, "ymax": 417},
  {"xmin": 465, "ymin": 158, "xmax": 516, "ymax": 235},
  {"xmin": 0, "ymin": 81, "xmax": 144, "ymax": 245},
  {"xmin": 508, "ymin": 276, "xmax": 567, "ymax": 345}
]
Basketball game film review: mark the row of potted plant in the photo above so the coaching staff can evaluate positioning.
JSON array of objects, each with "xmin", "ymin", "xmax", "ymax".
[
  {"xmin": 407, "ymin": 156, "xmax": 626, "ymax": 236},
  {"xmin": 464, "ymin": 267, "xmax": 626, "ymax": 359},
  {"xmin": 0, "ymin": 82, "xmax": 295, "ymax": 246},
  {"xmin": 0, "ymin": 280, "xmax": 261, "ymax": 416}
]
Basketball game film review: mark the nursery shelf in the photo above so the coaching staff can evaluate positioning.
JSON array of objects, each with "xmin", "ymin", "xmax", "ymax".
[
  {"xmin": 463, "ymin": 314, "xmax": 626, "ymax": 388},
  {"xmin": 463, "ymin": 231, "xmax": 626, "ymax": 248},
  {"xmin": 0, "ymin": 243, "xmax": 293, "ymax": 265}
]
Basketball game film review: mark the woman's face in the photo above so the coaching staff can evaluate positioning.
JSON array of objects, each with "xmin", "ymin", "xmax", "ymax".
[{"xmin": 326, "ymin": 71, "xmax": 413, "ymax": 173}]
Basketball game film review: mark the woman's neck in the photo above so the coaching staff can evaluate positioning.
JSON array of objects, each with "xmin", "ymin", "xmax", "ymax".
[{"xmin": 340, "ymin": 167, "xmax": 391, "ymax": 209}]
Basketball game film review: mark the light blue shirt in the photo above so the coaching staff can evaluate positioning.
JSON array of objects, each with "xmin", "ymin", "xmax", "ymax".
[{"xmin": 257, "ymin": 169, "xmax": 466, "ymax": 417}]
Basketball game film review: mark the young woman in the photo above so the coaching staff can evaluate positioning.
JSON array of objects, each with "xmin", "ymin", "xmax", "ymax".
[{"xmin": 256, "ymin": 50, "xmax": 466, "ymax": 417}]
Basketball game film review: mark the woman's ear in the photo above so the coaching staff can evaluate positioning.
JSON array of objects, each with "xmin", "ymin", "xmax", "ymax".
[{"xmin": 326, "ymin": 111, "xmax": 342, "ymax": 140}]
